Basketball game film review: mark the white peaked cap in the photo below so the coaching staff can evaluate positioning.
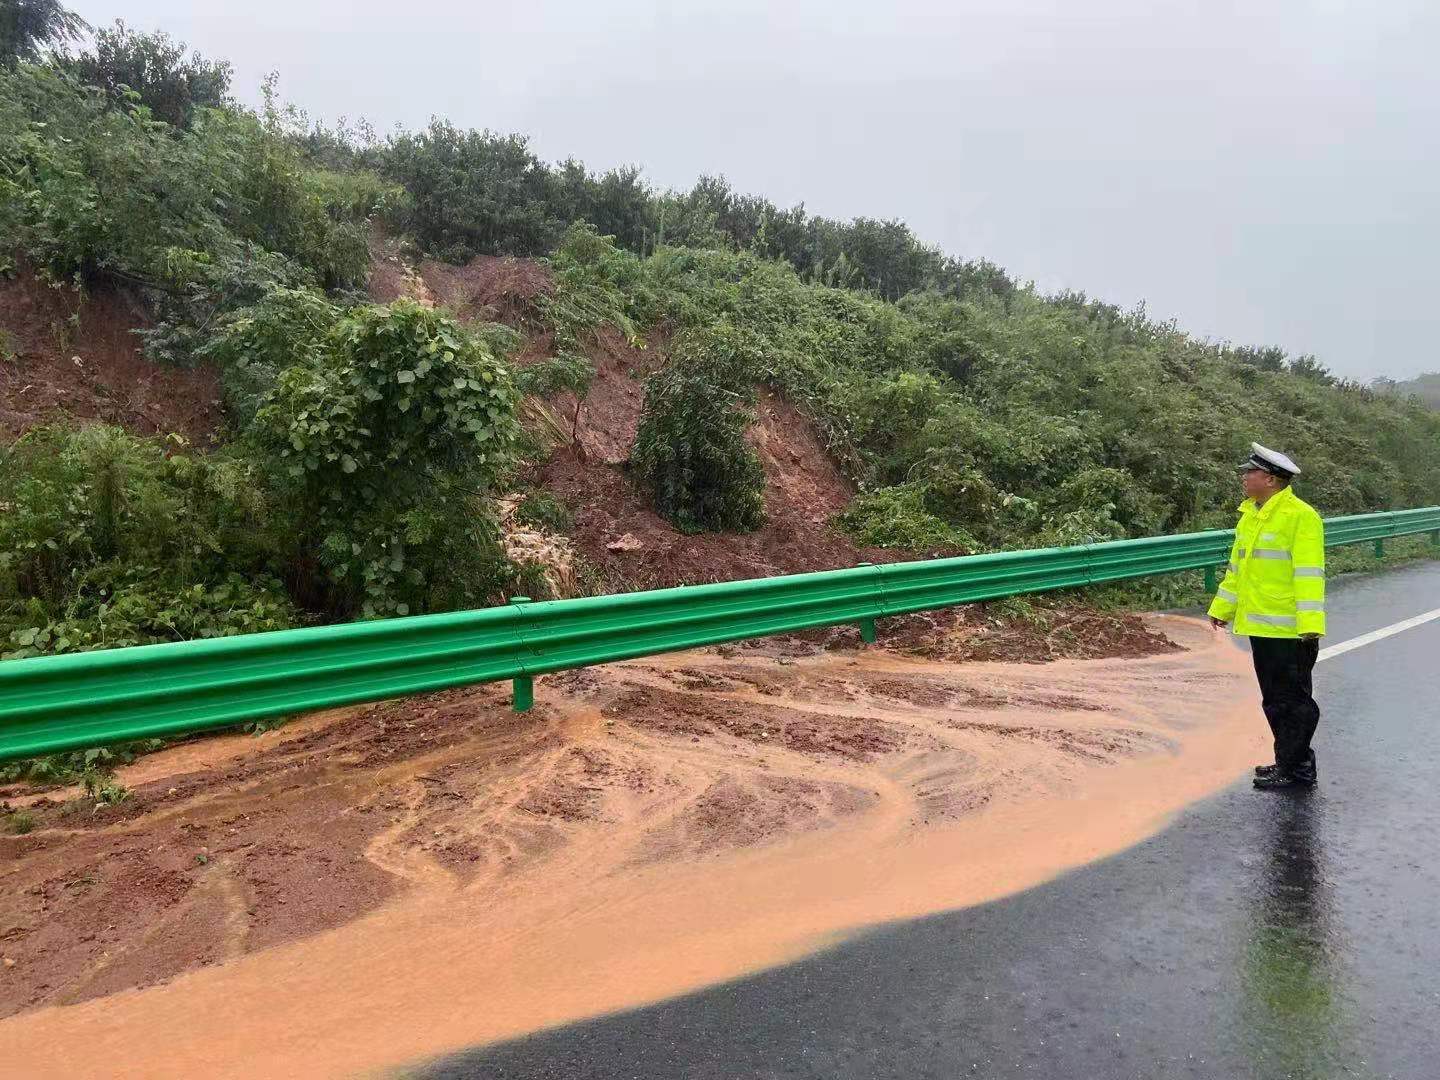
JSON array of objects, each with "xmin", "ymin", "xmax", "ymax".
[{"xmin": 1249, "ymin": 442, "xmax": 1302, "ymax": 477}]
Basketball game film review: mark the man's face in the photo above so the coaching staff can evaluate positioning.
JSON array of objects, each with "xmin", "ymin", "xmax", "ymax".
[{"xmin": 1241, "ymin": 467, "xmax": 1275, "ymax": 501}]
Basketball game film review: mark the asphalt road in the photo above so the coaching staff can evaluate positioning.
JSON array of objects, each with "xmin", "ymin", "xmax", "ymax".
[{"xmin": 415, "ymin": 561, "xmax": 1440, "ymax": 1080}]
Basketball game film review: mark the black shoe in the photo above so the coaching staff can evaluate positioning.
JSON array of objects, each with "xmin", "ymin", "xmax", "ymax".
[
  {"xmin": 1291, "ymin": 750, "xmax": 1318, "ymax": 785},
  {"xmin": 1257, "ymin": 752, "xmax": 1317, "ymax": 782},
  {"xmin": 1253, "ymin": 771, "xmax": 1310, "ymax": 791}
]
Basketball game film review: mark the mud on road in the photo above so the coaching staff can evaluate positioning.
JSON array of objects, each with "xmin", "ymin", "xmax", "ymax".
[{"xmin": 0, "ymin": 614, "xmax": 1261, "ymax": 1079}]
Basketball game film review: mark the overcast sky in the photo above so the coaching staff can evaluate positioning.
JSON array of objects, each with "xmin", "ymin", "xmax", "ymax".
[{"xmin": 70, "ymin": 0, "xmax": 1440, "ymax": 380}]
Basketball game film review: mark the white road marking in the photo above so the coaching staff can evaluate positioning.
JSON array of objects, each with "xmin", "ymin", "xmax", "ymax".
[{"xmin": 1317, "ymin": 607, "xmax": 1440, "ymax": 664}]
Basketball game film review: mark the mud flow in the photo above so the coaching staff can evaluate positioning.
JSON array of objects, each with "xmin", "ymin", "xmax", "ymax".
[{"xmin": 0, "ymin": 615, "xmax": 1262, "ymax": 1078}]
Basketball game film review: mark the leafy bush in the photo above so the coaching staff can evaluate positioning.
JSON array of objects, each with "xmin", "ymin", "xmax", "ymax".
[
  {"xmin": 3, "ymin": 573, "xmax": 298, "ymax": 659},
  {"xmin": 632, "ymin": 323, "xmax": 766, "ymax": 534},
  {"xmin": 514, "ymin": 490, "xmax": 572, "ymax": 533},
  {"xmin": 380, "ymin": 123, "xmax": 565, "ymax": 261},
  {"xmin": 67, "ymin": 21, "xmax": 231, "ymax": 129},
  {"xmin": 249, "ymin": 299, "xmax": 520, "ymax": 616},
  {"xmin": 836, "ymin": 485, "xmax": 977, "ymax": 554},
  {"xmin": 197, "ymin": 284, "xmax": 341, "ymax": 422},
  {"xmin": 0, "ymin": 61, "xmax": 387, "ymax": 317},
  {"xmin": 0, "ymin": 424, "xmax": 300, "ymax": 657}
]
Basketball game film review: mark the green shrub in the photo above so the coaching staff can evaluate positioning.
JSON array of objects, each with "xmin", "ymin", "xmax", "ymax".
[
  {"xmin": 251, "ymin": 299, "xmax": 519, "ymax": 616},
  {"xmin": 837, "ymin": 485, "xmax": 977, "ymax": 554},
  {"xmin": 198, "ymin": 285, "xmax": 342, "ymax": 422},
  {"xmin": 3, "ymin": 573, "xmax": 299, "ymax": 659},
  {"xmin": 514, "ymin": 491, "xmax": 572, "ymax": 533},
  {"xmin": 380, "ymin": 122, "xmax": 565, "ymax": 261},
  {"xmin": 67, "ymin": 21, "xmax": 231, "ymax": 129},
  {"xmin": 0, "ymin": 424, "xmax": 300, "ymax": 659},
  {"xmin": 0, "ymin": 61, "xmax": 387, "ymax": 329},
  {"xmin": 632, "ymin": 323, "xmax": 765, "ymax": 534}
]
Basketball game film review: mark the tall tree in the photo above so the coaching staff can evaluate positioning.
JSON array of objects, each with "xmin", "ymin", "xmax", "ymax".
[{"xmin": 0, "ymin": 0, "xmax": 87, "ymax": 66}]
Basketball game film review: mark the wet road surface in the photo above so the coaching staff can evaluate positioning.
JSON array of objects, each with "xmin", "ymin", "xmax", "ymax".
[{"xmin": 417, "ymin": 561, "xmax": 1440, "ymax": 1080}]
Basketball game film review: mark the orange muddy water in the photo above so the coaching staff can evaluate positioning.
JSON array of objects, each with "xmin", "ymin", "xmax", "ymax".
[{"xmin": 0, "ymin": 616, "xmax": 1262, "ymax": 1079}]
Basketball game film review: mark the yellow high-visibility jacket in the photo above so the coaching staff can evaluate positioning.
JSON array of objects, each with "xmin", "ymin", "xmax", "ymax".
[{"xmin": 1207, "ymin": 486, "xmax": 1326, "ymax": 639}]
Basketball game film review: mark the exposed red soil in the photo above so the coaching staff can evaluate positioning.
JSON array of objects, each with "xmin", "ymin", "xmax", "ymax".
[
  {"xmin": 0, "ymin": 619, "xmax": 1264, "ymax": 1080},
  {"xmin": 547, "ymin": 323, "xmax": 659, "ymax": 464},
  {"xmin": 540, "ymin": 382, "xmax": 900, "ymax": 589},
  {"xmin": 0, "ymin": 267, "xmax": 222, "ymax": 445},
  {"xmin": 0, "ymin": 619, "xmax": 1201, "ymax": 1021}
]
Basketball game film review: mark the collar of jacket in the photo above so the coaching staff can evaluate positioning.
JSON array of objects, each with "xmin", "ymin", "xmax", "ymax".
[{"xmin": 1237, "ymin": 485, "xmax": 1295, "ymax": 520}]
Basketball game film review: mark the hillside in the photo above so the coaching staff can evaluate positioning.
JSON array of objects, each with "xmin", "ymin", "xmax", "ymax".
[
  {"xmin": 0, "ymin": 265, "xmax": 220, "ymax": 444},
  {"xmin": 366, "ymin": 239, "xmax": 899, "ymax": 588}
]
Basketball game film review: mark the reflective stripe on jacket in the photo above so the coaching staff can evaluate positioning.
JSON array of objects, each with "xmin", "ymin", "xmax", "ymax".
[{"xmin": 1207, "ymin": 486, "xmax": 1326, "ymax": 639}]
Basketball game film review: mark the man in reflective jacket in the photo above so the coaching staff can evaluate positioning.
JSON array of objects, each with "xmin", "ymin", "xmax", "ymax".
[{"xmin": 1208, "ymin": 443, "xmax": 1326, "ymax": 790}]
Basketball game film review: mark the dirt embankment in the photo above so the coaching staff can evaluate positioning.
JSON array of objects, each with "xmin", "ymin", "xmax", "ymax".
[
  {"xmin": 0, "ymin": 265, "xmax": 221, "ymax": 445},
  {"xmin": 0, "ymin": 617, "xmax": 1264, "ymax": 1079},
  {"xmin": 369, "ymin": 241, "xmax": 905, "ymax": 590}
]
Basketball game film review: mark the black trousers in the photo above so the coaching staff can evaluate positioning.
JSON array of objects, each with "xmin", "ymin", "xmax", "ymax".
[{"xmin": 1250, "ymin": 636, "xmax": 1321, "ymax": 772}]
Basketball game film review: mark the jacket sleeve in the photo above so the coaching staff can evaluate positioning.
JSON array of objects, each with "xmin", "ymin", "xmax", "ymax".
[
  {"xmin": 1292, "ymin": 512, "xmax": 1326, "ymax": 637},
  {"xmin": 1207, "ymin": 531, "xmax": 1242, "ymax": 623}
]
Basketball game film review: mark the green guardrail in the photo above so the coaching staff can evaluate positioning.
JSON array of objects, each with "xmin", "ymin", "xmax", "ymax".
[{"xmin": 1, "ymin": 507, "xmax": 1437, "ymax": 763}]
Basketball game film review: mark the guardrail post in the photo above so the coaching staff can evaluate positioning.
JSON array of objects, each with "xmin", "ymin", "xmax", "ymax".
[
  {"xmin": 856, "ymin": 563, "xmax": 879, "ymax": 643},
  {"xmin": 1374, "ymin": 538, "xmax": 1385, "ymax": 559},
  {"xmin": 510, "ymin": 596, "xmax": 534, "ymax": 712},
  {"xmin": 1431, "ymin": 529, "xmax": 1439, "ymax": 550},
  {"xmin": 1203, "ymin": 566, "xmax": 1217, "ymax": 594}
]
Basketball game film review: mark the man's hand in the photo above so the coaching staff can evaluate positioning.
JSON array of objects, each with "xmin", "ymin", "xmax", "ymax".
[
  {"xmin": 1209, "ymin": 616, "xmax": 1228, "ymax": 630},
  {"xmin": 1301, "ymin": 633, "xmax": 1320, "ymax": 641}
]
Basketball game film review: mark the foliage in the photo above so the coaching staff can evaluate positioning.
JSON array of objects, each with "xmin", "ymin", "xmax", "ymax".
[
  {"xmin": 83, "ymin": 765, "xmax": 129, "ymax": 807},
  {"xmin": 0, "ymin": 61, "xmax": 388, "ymax": 338},
  {"xmin": 546, "ymin": 238, "xmax": 1440, "ymax": 550},
  {"xmin": 0, "ymin": 0, "xmax": 86, "ymax": 66},
  {"xmin": 380, "ymin": 122, "xmax": 565, "ymax": 261},
  {"xmin": 836, "ymin": 485, "xmax": 976, "ymax": 554},
  {"xmin": 3, "ymin": 573, "xmax": 298, "ymax": 659},
  {"xmin": 514, "ymin": 490, "xmax": 572, "ymax": 533},
  {"xmin": 248, "ymin": 299, "xmax": 520, "ymax": 616},
  {"xmin": 0, "ymin": 424, "xmax": 301, "ymax": 657},
  {"xmin": 514, "ymin": 353, "xmax": 594, "ymax": 400},
  {"xmin": 196, "ymin": 284, "xmax": 341, "ymax": 422},
  {"xmin": 632, "ymin": 323, "xmax": 766, "ymax": 534},
  {"xmin": 5, "ymin": 809, "xmax": 36, "ymax": 833},
  {"xmin": 540, "ymin": 224, "xmax": 648, "ymax": 348},
  {"xmin": 67, "ymin": 21, "xmax": 232, "ymax": 129},
  {"xmin": 1379, "ymin": 372, "xmax": 1440, "ymax": 410}
]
